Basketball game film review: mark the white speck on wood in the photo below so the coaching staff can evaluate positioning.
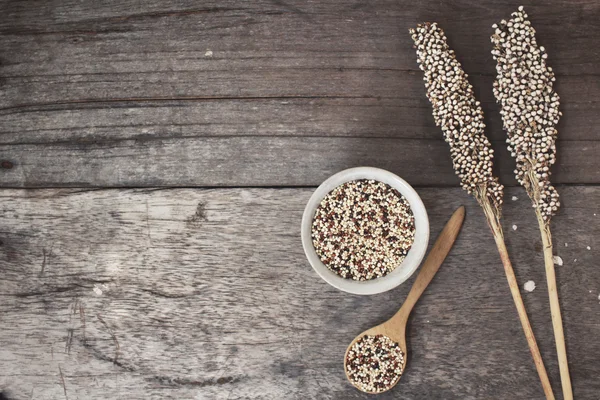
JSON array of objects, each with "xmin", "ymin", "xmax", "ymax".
[
  {"xmin": 587, "ymin": 246, "xmax": 592, "ymax": 250},
  {"xmin": 524, "ymin": 280, "xmax": 536, "ymax": 292},
  {"xmin": 512, "ymin": 196, "xmax": 518, "ymax": 201},
  {"xmin": 93, "ymin": 285, "xmax": 103, "ymax": 296},
  {"xmin": 205, "ymin": 50, "xmax": 213, "ymax": 57},
  {"xmin": 512, "ymin": 224, "xmax": 518, "ymax": 231},
  {"xmin": 553, "ymin": 255, "xmax": 563, "ymax": 266},
  {"xmin": 565, "ymin": 243, "xmax": 568, "ymax": 247}
]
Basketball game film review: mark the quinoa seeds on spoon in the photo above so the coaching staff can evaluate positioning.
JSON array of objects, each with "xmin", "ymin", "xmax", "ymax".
[
  {"xmin": 311, "ymin": 179, "xmax": 415, "ymax": 281},
  {"xmin": 345, "ymin": 334, "xmax": 405, "ymax": 393}
]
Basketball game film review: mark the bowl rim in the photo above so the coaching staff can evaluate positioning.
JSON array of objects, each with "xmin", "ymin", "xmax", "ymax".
[{"xmin": 301, "ymin": 167, "xmax": 430, "ymax": 295}]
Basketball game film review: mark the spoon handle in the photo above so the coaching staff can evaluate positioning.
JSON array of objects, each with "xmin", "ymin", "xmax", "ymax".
[{"xmin": 394, "ymin": 206, "xmax": 465, "ymax": 322}]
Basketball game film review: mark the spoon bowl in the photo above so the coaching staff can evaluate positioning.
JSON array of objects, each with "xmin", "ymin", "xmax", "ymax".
[
  {"xmin": 344, "ymin": 206, "xmax": 465, "ymax": 394},
  {"xmin": 343, "ymin": 317, "xmax": 409, "ymax": 394}
]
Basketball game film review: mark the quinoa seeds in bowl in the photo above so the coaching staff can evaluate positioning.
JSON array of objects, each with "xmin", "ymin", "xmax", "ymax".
[{"xmin": 311, "ymin": 179, "xmax": 416, "ymax": 281}]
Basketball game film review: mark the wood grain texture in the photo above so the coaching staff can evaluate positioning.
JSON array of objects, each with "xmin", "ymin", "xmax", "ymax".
[
  {"xmin": 0, "ymin": 138, "xmax": 599, "ymax": 188},
  {"xmin": 1, "ymin": 1, "xmax": 599, "ymax": 399},
  {"xmin": 1, "ymin": 97, "xmax": 596, "ymax": 144},
  {"xmin": 1, "ymin": 0, "xmax": 599, "ymax": 188},
  {"xmin": 1, "ymin": 187, "xmax": 599, "ymax": 399},
  {"xmin": 1, "ymin": 0, "xmax": 599, "ymax": 107}
]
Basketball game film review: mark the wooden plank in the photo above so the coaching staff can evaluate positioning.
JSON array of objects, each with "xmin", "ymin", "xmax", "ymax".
[
  {"xmin": 1, "ymin": 0, "xmax": 599, "ymax": 114},
  {"xmin": 0, "ymin": 187, "xmax": 598, "ymax": 399},
  {"xmin": 1, "ymin": 65, "xmax": 599, "ymax": 110},
  {"xmin": 1, "ymin": 0, "xmax": 598, "ymax": 188},
  {"xmin": 0, "ymin": 137, "xmax": 598, "ymax": 187},
  {"xmin": 0, "ymin": 98, "xmax": 596, "ymax": 144},
  {"xmin": 1, "ymin": 64, "xmax": 598, "ymax": 124},
  {"xmin": 0, "ymin": 0, "xmax": 597, "ymax": 77}
]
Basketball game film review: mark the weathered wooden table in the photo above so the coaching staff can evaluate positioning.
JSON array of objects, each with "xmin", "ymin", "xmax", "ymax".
[{"xmin": 1, "ymin": 1, "xmax": 599, "ymax": 399}]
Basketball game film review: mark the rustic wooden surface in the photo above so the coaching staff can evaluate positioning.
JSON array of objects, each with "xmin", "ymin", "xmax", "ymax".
[
  {"xmin": 1, "ymin": 0, "xmax": 599, "ymax": 399},
  {"xmin": 1, "ymin": 188, "xmax": 599, "ymax": 400}
]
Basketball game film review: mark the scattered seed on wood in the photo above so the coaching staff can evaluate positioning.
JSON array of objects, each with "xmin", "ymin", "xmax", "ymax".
[
  {"xmin": 553, "ymin": 255, "xmax": 563, "ymax": 266},
  {"xmin": 512, "ymin": 224, "xmax": 518, "ymax": 231},
  {"xmin": 1, "ymin": 160, "xmax": 13, "ymax": 169},
  {"xmin": 512, "ymin": 196, "xmax": 519, "ymax": 201},
  {"xmin": 524, "ymin": 280, "xmax": 536, "ymax": 292},
  {"xmin": 345, "ymin": 334, "xmax": 405, "ymax": 393},
  {"xmin": 311, "ymin": 179, "xmax": 415, "ymax": 281}
]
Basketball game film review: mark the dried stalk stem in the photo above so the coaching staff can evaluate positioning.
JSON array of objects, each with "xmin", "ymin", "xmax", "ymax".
[
  {"xmin": 478, "ymin": 190, "xmax": 554, "ymax": 400},
  {"xmin": 410, "ymin": 22, "xmax": 554, "ymax": 398},
  {"xmin": 527, "ymin": 171, "xmax": 573, "ymax": 400},
  {"xmin": 491, "ymin": 7, "xmax": 572, "ymax": 399}
]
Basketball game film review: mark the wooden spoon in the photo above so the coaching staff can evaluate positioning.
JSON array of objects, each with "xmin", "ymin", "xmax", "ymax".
[{"xmin": 344, "ymin": 206, "xmax": 466, "ymax": 394}]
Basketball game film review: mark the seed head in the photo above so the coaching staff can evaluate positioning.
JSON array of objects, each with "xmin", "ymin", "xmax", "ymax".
[
  {"xmin": 491, "ymin": 7, "xmax": 561, "ymax": 222},
  {"xmin": 410, "ymin": 23, "xmax": 504, "ymax": 212}
]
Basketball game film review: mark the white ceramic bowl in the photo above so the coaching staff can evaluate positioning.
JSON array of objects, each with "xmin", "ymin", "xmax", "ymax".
[{"xmin": 301, "ymin": 167, "xmax": 430, "ymax": 295}]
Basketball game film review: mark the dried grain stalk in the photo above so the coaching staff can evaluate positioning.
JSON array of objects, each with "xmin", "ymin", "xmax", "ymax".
[
  {"xmin": 491, "ymin": 7, "xmax": 571, "ymax": 400},
  {"xmin": 410, "ymin": 22, "xmax": 554, "ymax": 399}
]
